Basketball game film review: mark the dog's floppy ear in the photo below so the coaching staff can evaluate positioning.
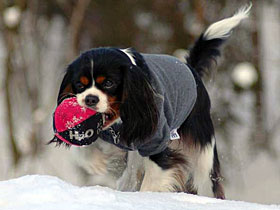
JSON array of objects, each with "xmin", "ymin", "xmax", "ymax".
[
  {"xmin": 119, "ymin": 51, "xmax": 158, "ymax": 148},
  {"xmin": 57, "ymin": 66, "xmax": 74, "ymax": 104}
]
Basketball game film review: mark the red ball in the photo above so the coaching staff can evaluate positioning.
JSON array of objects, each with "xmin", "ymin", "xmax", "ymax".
[{"xmin": 53, "ymin": 97, "xmax": 103, "ymax": 146}]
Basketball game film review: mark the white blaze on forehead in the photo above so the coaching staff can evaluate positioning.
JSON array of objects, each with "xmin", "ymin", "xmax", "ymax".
[
  {"xmin": 91, "ymin": 59, "xmax": 94, "ymax": 84},
  {"xmin": 120, "ymin": 48, "xmax": 137, "ymax": 65}
]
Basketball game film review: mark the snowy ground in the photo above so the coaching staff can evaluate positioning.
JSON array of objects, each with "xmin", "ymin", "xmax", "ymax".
[{"xmin": 0, "ymin": 175, "xmax": 279, "ymax": 210}]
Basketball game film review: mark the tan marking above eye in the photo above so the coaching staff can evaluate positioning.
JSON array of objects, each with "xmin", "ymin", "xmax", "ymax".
[
  {"xmin": 80, "ymin": 76, "xmax": 89, "ymax": 85},
  {"xmin": 96, "ymin": 76, "xmax": 106, "ymax": 84}
]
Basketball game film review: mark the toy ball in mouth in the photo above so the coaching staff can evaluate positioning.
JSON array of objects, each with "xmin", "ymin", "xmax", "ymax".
[{"xmin": 52, "ymin": 97, "xmax": 103, "ymax": 146}]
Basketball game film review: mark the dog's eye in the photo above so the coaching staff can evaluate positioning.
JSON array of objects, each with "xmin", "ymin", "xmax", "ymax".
[
  {"xmin": 75, "ymin": 82, "xmax": 85, "ymax": 91},
  {"xmin": 103, "ymin": 80, "xmax": 114, "ymax": 89}
]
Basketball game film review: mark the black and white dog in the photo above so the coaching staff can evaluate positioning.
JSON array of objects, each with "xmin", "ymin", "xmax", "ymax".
[{"xmin": 55, "ymin": 5, "xmax": 251, "ymax": 199}]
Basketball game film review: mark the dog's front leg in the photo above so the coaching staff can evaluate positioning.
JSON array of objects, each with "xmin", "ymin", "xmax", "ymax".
[{"xmin": 117, "ymin": 151, "xmax": 144, "ymax": 191}]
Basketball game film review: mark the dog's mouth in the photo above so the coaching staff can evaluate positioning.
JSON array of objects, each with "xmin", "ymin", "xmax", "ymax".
[
  {"xmin": 103, "ymin": 112, "xmax": 118, "ymax": 129},
  {"xmin": 84, "ymin": 104, "xmax": 119, "ymax": 129}
]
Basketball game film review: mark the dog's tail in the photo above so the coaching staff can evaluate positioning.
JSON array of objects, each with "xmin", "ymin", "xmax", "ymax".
[{"xmin": 186, "ymin": 4, "xmax": 251, "ymax": 77}]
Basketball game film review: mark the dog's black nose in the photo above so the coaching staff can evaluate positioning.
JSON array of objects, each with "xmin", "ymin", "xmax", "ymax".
[{"xmin": 85, "ymin": 95, "xmax": 99, "ymax": 106}]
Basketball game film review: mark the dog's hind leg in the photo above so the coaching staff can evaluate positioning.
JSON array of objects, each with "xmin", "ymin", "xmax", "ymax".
[
  {"xmin": 140, "ymin": 148, "xmax": 188, "ymax": 192},
  {"xmin": 191, "ymin": 140, "xmax": 225, "ymax": 199},
  {"xmin": 210, "ymin": 144, "xmax": 225, "ymax": 199}
]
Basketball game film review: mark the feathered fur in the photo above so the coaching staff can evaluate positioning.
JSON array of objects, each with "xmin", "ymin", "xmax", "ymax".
[
  {"xmin": 187, "ymin": 4, "xmax": 251, "ymax": 77},
  {"xmin": 120, "ymin": 50, "xmax": 159, "ymax": 147}
]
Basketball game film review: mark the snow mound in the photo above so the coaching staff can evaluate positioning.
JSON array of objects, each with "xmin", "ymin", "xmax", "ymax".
[{"xmin": 0, "ymin": 175, "xmax": 278, "ymax": 210}]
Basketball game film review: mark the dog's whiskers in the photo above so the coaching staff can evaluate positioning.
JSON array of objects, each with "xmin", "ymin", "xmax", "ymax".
[{"xmin": 107, "ymin": 107, "xmax": 118, "ymax": 117}]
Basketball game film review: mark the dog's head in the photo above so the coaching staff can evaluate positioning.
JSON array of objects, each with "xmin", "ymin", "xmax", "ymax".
[{"xmin": 58, "ymin": 47, "xmax": 158, "ymax": 147}]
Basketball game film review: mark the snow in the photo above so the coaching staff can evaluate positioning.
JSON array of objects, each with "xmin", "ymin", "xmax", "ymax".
[{"xmin": 0, "ymin": 175, "xmax": 278, "ymax": 210}]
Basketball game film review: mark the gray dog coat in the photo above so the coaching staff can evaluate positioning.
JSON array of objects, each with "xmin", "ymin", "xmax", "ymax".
[{"xmin": 100, "ymin": 54, "xmax": 197, "ymax": 156}]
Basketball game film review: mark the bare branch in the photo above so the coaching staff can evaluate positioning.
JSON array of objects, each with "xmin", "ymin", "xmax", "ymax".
[{"xmin": 67, "ymin": 0, "xmax": 91, "ymax": 60}]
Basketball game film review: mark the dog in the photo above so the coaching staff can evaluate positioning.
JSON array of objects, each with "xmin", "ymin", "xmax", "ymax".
[{"xmin": 54, "ymin": 5, "xmax": 251, "ymax": 199}]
